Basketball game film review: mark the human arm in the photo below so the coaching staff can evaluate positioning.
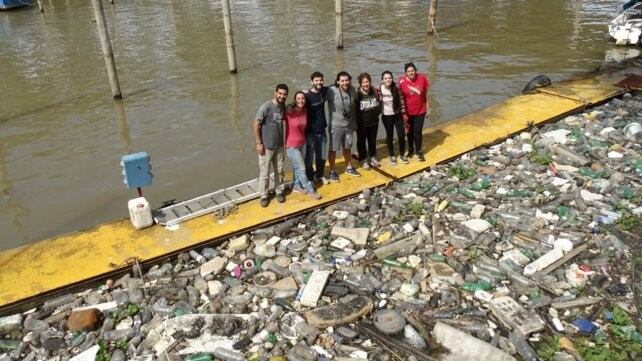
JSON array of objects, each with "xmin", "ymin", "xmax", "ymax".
[
  {"xmin": 424, "ymin": 75, "xmax": 431, "ymax": 116},
  {"xmin": 253, "ymin": 119, "xmax": 265, "ymax": 155}
]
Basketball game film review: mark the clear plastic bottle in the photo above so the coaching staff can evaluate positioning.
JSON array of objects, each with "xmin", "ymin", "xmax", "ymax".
[{"xmin": 213, "ymin": 347, "xmax": 244, "ymax": 361}]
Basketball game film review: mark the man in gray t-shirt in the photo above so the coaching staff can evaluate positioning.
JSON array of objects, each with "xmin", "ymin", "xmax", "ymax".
[
  {"xmin": 253, "ymin": 84, "xmax": 288, "ymax": 207},
  {"xmin": 326, "ymin": 71, "xmax": 360, "ymax": 182}
]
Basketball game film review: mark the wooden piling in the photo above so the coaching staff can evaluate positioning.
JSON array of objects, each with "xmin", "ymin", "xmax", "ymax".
[
  {"xmin": 427, "ymin": 0, "xmax": 438, "ymax": 34},
  {"xmin": 90, "ymin": 0, "xmax": 122, "ymax": 99},
  {"xmin": 36, "ymin": 0, "xmax": 44, "ymax": 13},
  {"xmin": 335, "ymin": 0, "xmax": 343, "ymax": 49},
  {"xmin": 221, "ymin": 0, "xmax": 238, "ymax": 73}
]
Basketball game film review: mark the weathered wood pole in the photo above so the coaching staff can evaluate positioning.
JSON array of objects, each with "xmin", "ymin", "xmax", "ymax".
[
  {"xmin": 335, "ymin": 0, "xmax": 343, "ymax": 49},
  {"xmin": 221, "ymin": 0, "xmax": 238, "ymax": 73},
  {"xmin": 36, "ymin": 0, "xmax": 44, "ymax": 13},
  {"xmin": 90, "ymin": 0, "xmax": 122, "ymax": 99},
  {"xmin": 427, "ymin": 0, "xmax": 438, "ymax": 34}
]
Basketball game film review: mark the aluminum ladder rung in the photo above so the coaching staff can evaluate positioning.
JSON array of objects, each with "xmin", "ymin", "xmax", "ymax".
[{"xmin": 154, "ymin": 176, "xmax": 273, "ymax": 226}]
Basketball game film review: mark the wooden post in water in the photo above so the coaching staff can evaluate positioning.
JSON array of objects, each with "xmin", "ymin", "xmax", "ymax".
[
  {"xmin": 221, "ymin": 0, "xmax": 238, "ymax": 73},
  {"xmin": 91, "ymin": 0, "xmax": 122, "ymax": 99},
  {"xmin": 335, "ymin": 0, "xmax": 343, "ymax": 49},
  {"xmin": 427, "ymin": 0, "xmax": 438, "ymax": 34},
  {"xmin": 36, "ymin": 0, "xmax": 44, "ymax": 13}
]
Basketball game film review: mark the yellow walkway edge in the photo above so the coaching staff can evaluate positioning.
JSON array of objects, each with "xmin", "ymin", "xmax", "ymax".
[{"xmin": 0, "ymin": 72, "xmax": 627, "ymax": 312}]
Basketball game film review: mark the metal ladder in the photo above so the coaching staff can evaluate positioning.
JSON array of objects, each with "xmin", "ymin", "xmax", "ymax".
[{"xmin": 153, "ymin": 175, "xmax": 276, "ymax": 226}]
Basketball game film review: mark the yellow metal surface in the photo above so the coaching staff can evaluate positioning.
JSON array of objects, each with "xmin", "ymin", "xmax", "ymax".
[{"xmin": 0, "ymin": 74, "xmax": 625, "ymax": 309}]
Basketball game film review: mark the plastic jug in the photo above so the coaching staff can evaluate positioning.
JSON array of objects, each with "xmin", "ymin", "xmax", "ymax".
[{"xmin": 128, "ymin": 197, "xmax": 153, "ymax": 229}]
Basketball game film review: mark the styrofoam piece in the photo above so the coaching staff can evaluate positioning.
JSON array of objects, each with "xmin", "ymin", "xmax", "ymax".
[
  {"xmin": 299, "ymin": 270, "xmax": 330, "ymax": 307},
  {"xmin": 490, "ymin": 296, "xmax": 545, "ymax": 336},
  {"xmin": 432, "ymin": 322, "xmax": 516, "ymax": 361}
]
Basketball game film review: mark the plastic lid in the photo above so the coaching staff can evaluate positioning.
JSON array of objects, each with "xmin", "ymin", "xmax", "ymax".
[{"xmin": 373, "ymin": 309, "xmax": 406, "ymax": 335}]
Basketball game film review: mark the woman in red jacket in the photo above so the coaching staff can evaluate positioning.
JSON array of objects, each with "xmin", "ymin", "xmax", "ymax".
[{"xmin": 398, "ymin": 62, "xmax": 430, "ymax": 162}]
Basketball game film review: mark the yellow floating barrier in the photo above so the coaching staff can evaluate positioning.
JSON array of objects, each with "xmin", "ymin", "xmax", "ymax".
[{"xmin": 0, "ymin": 72, "xmax": 626, "ymax": 312}]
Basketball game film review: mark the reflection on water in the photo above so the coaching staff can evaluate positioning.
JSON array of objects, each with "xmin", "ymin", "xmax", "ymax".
[{"xmin": 0, "ymin": 0, "xmax": 624, "ymax": 249}]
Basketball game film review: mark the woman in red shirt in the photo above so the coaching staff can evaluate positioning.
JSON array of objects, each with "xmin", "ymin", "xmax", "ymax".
[
  {"xmin": 285, "ymin": 91, "xmax": 321, "ymax": 200},
  {"xmin": 398, "ymin": 62, "xmax": 430, "ymax": 162}
]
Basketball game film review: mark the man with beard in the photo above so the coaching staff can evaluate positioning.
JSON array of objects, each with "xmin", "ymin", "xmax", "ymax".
[
  {"xmin": 253, "ymin": 84, "xmax": 288, "ymax": 207},
  {"xmin": 304, "ymin": 71, "xmax": 330, "ymax": 185},
  {"xmin": 326, "ymin": 71, "xmax": 360, "ymax": 182}
]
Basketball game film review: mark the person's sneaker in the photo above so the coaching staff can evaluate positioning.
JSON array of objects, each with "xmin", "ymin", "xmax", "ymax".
[
  {"xmin": 307, "ymin": 191, "xmax": 321, "ymax": 200},
  {"xmin": 407, "ymin": 151, "xmax": 414, "ymax": 159},
  {"xmin": 361, "ymin": 160, "xmax": 370, "ymax": 170},
  {"xmin": 315, "ymin": 176, "xmax": 329, "ymax": 185},
  {"xmin": 345, "ymin": 166, "xmax": 361, "ymax": 177},
  {"xmin": 329, "ymin": 170, "xmax": 340, "ymax": 182},
  {"xmin": 370, "ymin": 157, "xmax": 380, "ymax": 167},
  {"xmin": 292, "ymin": 185, "xmax": 306, "ymax": 194},
  {"xmin": 417, "ymin": 153, "xmax": 426, "ymax": 162},
  {"xmin": 260, "ymin": 198, "xmax": 269, "ymax": 208},
  {"xmin": 400, "ymin": 155, "xmax": 409, "ymax": 164},
  {"xmin": 389, "ymin": 156, "xmax": 397, "ymax": 165},
  {"xmin": 276, "ymin": 193, "xmax": 286, "ymax": 203}
]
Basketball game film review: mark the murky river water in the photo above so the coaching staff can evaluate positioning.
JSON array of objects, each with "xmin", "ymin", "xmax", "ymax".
[{"xmin": 0, "ymin": 0, "xmax": 630, "ymax": 250}]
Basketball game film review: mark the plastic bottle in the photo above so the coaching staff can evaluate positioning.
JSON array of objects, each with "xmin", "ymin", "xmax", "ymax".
[
  {"xmin": 612, "ymin": 325, "xmax": 642, "ymax": 344},
  {"xmin": 128, "ymin": 197, "xmax": 153, "ymax": 230},
  {"xmin": 382, "ymin": 258, "xmax": 411, "ymax": 268},
  {"xmin": 506, "ymin": 189, "xmax": 531, "ymax": 198},
  {"xmin": 0, "ymin": 339, "xmax": 20, "ymax": 350},
  {"xmin": 457, "ymin": 188, "xmax": 475, "ymax": 198},
  {"xmin": 461, "ymin": 281, "xmax": 493, "ymax": 292},
  {"xmin": 470, "ymin": 178, "xmax": 492, "ymax": 191},
  {"xmin": 261, "ymin": 260, "xmax": 290, "ymax": 278},
  {"xmin": 349, "ymin": 249, "xmax": 367, "ymax": 262},
  {"xmin": 509, "ymin": 332, "xmax": 538, "ymax": 361},
  {"xmin": 185, "ymin": 353, "xmax": 214, "ymax": 361},
  {"xmin": 189, "ymin": 250, "xmax": 206, "ymax": 264},
  {"xmin": 213, "ymin": 347, "xmax": 244, "ymax": 361}
]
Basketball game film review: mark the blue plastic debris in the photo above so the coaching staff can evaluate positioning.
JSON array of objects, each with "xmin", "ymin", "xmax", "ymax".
[
  {"xmin": 572, "ymin": 318, "xmax": 597, "ymax": 334},
  {"xmin": 121, "ymin": 152, "xmax": 153, "ymax": 190}
]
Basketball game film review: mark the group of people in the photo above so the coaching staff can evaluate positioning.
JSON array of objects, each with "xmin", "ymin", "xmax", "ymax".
[{"xmin": 252, "ymin": 62, "xmax": 430, "ymax": 207}]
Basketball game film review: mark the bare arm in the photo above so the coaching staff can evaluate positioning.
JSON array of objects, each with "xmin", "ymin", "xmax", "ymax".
[{"xmin": 252, "ymin": 119, "xmax": 265, "ymax": 155}]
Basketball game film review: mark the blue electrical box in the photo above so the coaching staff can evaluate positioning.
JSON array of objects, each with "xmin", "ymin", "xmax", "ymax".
[{"xmin": 121, "ymin": 152, "xmax": 153, "ymax": 189}]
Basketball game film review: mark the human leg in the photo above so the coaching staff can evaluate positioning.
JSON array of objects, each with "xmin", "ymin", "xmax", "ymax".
[
  {"xmin": 406, "ymin": 119, "xmax": 415, "ymax": 156},
  {"xmin": 288, "ymin": 147, "xmax": 314, "ymax": 193},
  {"xmin": 366, "ymin": 124, "xmax": 378, "ymax": 159},
  {"xmin": 273, "ymin": 147, "xmax": 285, "ymax": 197},
  {"xmin": 314, "ymin": 133, "xmax": 327, "ymax": 180},
  {"xmin": 342, "ymin": 130, "xmax": 360, "ymax": 176},
  {"xmin": 304, "ymin": 135, "xmax": 315, "ymax": 180},
  {"xmin": 412, "ymin": 113, "xmax": 426, "ymax": 159},
  {"xmin": 382, "ymin": 115, "xmax": 395, "ymax": 156},
  {"xmin": 356, "ymin": 124, "xmax": 367, "ymax": 162},
  {"xmin": 393, "ymin": 115, "xmax": 406, "ymax": 157},
  {"xmin": 258, "ymin": 152, "xmax": 271, "ymax": 200},
  {"xmin": 287, "ymin": 147, "xmax": 304, "ymax": 189}
]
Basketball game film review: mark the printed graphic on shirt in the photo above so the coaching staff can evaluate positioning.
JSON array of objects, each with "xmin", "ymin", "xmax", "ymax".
[
  {"xmin": 268, "ymin": 111, "xmax": 283, "ymax": 125},
  {"xmin": 359, "ymin": 97, "xmax": 379, "ymax": 111}
]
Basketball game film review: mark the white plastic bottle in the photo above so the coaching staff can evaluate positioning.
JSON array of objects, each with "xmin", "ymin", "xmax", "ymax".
[{"xmin": 128, "ymin": 197, "xmax": 153, "ymax": 229}]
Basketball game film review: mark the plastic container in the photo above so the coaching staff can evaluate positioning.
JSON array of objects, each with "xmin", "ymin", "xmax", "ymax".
[{"xmin": 128, "ymin": 197, "xmax": 153, "ymax": 229}]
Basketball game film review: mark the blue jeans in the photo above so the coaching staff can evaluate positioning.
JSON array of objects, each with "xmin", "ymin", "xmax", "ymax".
[
  {"xmin": 287, "ymin": 146, "xmax": 314, "ymax": 192},
  {"xmin": 304, "ymin": 133, "xmax": 327, "ymax": 180}
]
